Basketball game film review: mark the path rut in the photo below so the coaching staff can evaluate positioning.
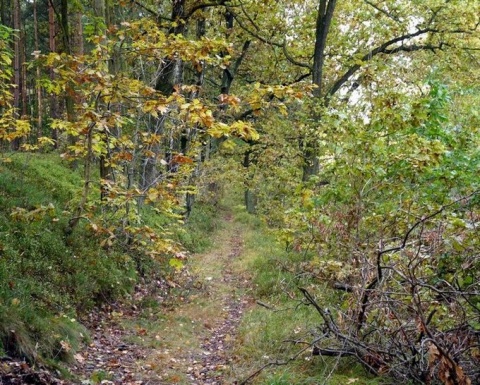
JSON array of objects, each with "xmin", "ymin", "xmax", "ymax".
[{"xmin": 71, "ymin": 217, "xmax": 253, "ymax": 385}]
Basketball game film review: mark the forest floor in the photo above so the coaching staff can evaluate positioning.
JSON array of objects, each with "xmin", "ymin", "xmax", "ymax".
[
  {"xmin": 0, "ymin": 208, "xmax": 380, "ymax": 385},
  {"xmin": 0, "ymin": 211, "xmax": 258, "ymax": 385},
  {"xmin": 67, "ymin": 212, "xmax": 255, "ymax": 385}
]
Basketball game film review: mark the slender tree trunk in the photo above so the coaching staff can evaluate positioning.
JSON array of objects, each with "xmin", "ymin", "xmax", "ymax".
[
  {"xmin": 217, "ymin": 11, "xmax": 255, "ymax": 211},
  {"xmin": 59, "ymin": 0, "xmax": 77, "ymax": 123},
  {"xmin": 71, "ymin": 10, "xmax": 84, "ymax": 57},
  {"xmin": 184, "ymin": 16, "xmax": 207, "ymax": 218},
  {"xmin": 91, "ymin": 0, "xmax": 113, "ymax": 199},
  {"xmin": 0, "ymin": 0, "xmax": 7, "ymax": 26},
  {"xmin": 33, "ymin": 0, "xmax": 42, "ymax": 137},
  {"xmin": 60, "ymin": 0, "xmax": 70, "ymax": 54},
  {"xmin": 48, "ymin": 0, "xmax": 59, "ymax": 146},
  {"xmin": 312, "ymin": 0, "xmax": 337, "ymax": 97},
  {"xmin": 301, "ymin": 0, "xmax": 337, "ymax": 181},
  {"xmin": 141, "ymin": 0, "xmax": 186, "ymax": 190},
  {"xmin": 11, "ymin": 0, "xmax": 21, "ymax": 150},
  {"xmin": 243, "ymin": 149, "xmax": 257, "ymax": 214}
]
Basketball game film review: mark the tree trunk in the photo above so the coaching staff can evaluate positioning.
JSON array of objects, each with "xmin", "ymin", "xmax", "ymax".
[
  {"xmin": 33, "ymin": 0, "xmax": 42, "ymax": 137},
  {"xmin": 243, "ymin": 149, "xmax": 257, "ymax": 214},
  {"xmin": 0, "ymin": 0, "xmax": 8, "ymax": 26},
  {"xmin": 59, "ymin": 0, "xmax": 76, "ymax": 123},
  {"xmin": 183, "ymin": 16, "xmax": 208, "ymax": 218},
  {"xmin": 302, "ymin": 142, "xmax": 321, "ymax": 182},
  {"xmin": 301, "ymin": 0, "xmax": 337, "ymax": 181},
  {"xmin": 142, "ymin": 0, "xmax": 186, "ymax": 190},
  {"xmin": 245, "ymin": 189, "xmax": 257, "ymax": 214},
  {"xmin": 312, "ymin": 0, "xmax": 337, "ymax": 97},
  {"xmin": 71, "ymin": 10, "xmax": 84, "ymax": 57},
  {"xmin": 12, "ymin": 0, "xmax": 21, "ymax": 150},
  {"xmin": 217, "ymin": 12, "xmax": 254, "ymax": 210},
  {"xmin": 48, "ymin": 0, "xmax": 59, "ymax": 146}
]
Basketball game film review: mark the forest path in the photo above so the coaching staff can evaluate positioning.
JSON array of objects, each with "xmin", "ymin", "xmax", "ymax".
[{"xmin": 72, "ymin": 213, "xmax": 254, "ymax": 385}]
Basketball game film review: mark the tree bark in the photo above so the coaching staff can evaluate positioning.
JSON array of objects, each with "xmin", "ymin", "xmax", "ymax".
[
  {"xmin": 301, "ymin": 0, "xmax": 337, "ymax": 181},
  {"xmin": 142, "ymin": 0, "xmax": 186, "ymax": 190},
  {"xmin": 12, "ymin": 0, "xmax": 21, "ymax": 150},
  {"xmin": 312, "ymin": 0, "xmax": 337, "ymax": 97},
  {"xmin": 0, "ymin": 0, "xmax": 8, "ymax": 26},
  {"xmin": 33, "ymin": 0, "xmax": 42, "ymax": 137},
  {"xmin": 243, "ymin": 149, "xmax": 257, "ymax": 214},
  {"xmin": 48, "ymin": 0, "xmax": 59, "ymax": 146}
]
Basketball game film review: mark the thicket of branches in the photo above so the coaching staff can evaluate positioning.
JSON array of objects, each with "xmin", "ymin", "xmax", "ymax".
[{"xmin": 301, "ymin": 192, "xmax": 480, "ymax": 385}]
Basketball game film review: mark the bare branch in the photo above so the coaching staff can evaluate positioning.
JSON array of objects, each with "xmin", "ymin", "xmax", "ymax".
[
  {"xmin": 364, "ymin": 0, "xmax": 402, "ymax": 23},
  {"xmin": 356, "ymin": 190, "xmax": 480, "ymax": 332}
]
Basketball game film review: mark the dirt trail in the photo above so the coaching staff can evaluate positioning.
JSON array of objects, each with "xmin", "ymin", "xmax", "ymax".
[
  {"xmin": 69, "ymin": 216, "xmax": 253, "ymax": 385},
  {"xmin": 185, "ymin": 231, "xmax": 251, "ymax": 384}
]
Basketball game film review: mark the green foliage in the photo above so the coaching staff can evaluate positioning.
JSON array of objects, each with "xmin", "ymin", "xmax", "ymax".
[
  {"xmin": 1, "ymin": 0, "xmax": 479, "ymax": 382},
  {"xmin": 0, "ymin": 153, "xmax": 136, "ymax": 362},
  {"xmin": 0, "ymin": 25, "xmax": 30, "ymax": 146},
  {"xmin": 177, "ymin": 203, "xmax": 218, "ymax": 253}
]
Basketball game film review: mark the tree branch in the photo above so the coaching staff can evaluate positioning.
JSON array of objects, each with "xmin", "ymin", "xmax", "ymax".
[
  {"xmin": 228, "ymin": 8, "xmax": 283, "ymax": 47},
  {"xmin": 326, "ymin": 22, "xmax": 480, "ymax": 103},
  {"xmin": 326, "ymin": 27, "xmax": 438, "ymax": 101},
  {"xmin": 184, "ymin": 0, "xmax": 230, "ymax": 20},
  {"xmin": 356, "ymin": 190, "xmax": 480, "ymax": 333},
  {"xmin": 282, "ymin": 43, "xmax": 312, "ymax": 69},
  {"xmin": 364, "ymin": 0, "xmax": 402, "ymax": 23},
  {"xmin": 130, "ymin": 0, "xmax": 171, "ymax": 21}
]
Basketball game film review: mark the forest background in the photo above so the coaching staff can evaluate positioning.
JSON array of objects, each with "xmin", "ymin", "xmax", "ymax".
[{"xmin": 1, "ymin": 0, "xmax": 480, "ymax": 384}]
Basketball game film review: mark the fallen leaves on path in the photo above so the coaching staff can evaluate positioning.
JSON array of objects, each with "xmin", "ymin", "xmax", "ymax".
[
  {"xmin": 0, "ymin": 358, "xmax": 66, "ymax": 385},
  {"xmin": 70, "ymin": 279, "xmax": 170, "ymax": 384}
]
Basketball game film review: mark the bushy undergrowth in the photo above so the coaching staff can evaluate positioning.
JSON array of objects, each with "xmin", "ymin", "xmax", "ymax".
[
  {"xmin": 231, "ymin": 207, "xmax": 384, "ymax": 385},
  {"xmin": 0, "ymin": 153, "xmax": 137, "ymax": 363},
  {"xmin": 0, "ymin": 153, "xmax": 226, "ymax": 366},
  {"xmin": 177, "ymin": 202, "xmax": 218, "ymax": 253}
]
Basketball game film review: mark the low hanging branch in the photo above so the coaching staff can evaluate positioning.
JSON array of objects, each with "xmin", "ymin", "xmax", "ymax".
[{"xmin": 298, "ymin": 190, "xmax": 480, "ymax": 384}]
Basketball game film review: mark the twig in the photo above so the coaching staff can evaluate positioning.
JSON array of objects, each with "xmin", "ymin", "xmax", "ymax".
[
  {"xmin": 237, "ymin": 344, "xmax": 311, "ymax": 385},
  {"xmin": 256, "ymin": 300, "xmax": 274, "ymax": 310}
]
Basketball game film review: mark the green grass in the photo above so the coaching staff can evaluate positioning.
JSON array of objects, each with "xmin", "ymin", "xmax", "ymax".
[
  {"xmin": 177, "ymin": 202, "xmax": 219, "ymax": 252},
  {"xmin": 0, "ymin": 153, "xmax": 136, "ymax": 363}
]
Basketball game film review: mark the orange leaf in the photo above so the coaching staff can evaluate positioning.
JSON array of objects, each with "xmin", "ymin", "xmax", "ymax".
[{"xmin": 172, "ymin": 154, "xmax": 193, "ymax": 164}]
